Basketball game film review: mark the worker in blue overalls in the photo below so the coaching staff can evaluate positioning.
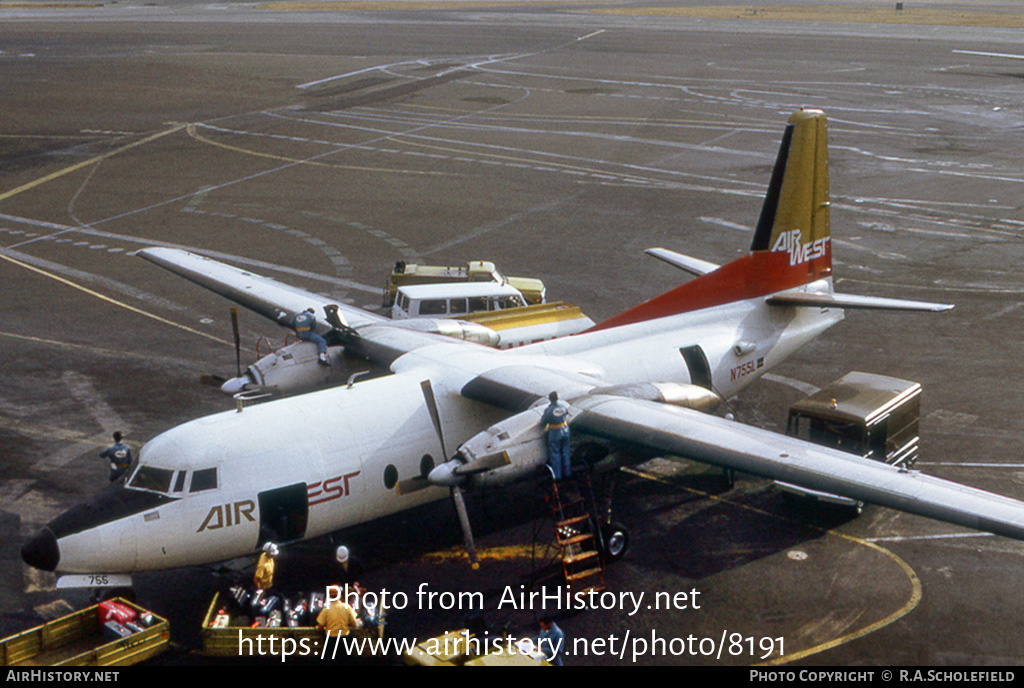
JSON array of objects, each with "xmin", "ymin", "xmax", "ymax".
[
  {"xmin": 290, "ymin": 308, "xmax": 330, "ymax": 366},
  {"xmin": 541, "ymin": 391, "xmax": 572, "ymax": 481},
  {"xmin": 100, "ymin": 431, "xmax": 133, "ymax": 483}
]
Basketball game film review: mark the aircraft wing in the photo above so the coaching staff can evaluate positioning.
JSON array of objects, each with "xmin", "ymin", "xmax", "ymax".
[
  {"xmin": 138, "ymin": 247, "xmax": 389, "ymax": 329},
  {"xmin": 564, "ymin": 393, "xmax": 1024, "ymax": 540}
]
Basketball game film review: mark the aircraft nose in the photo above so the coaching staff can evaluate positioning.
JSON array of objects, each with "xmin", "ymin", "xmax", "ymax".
[{"xmin": 22, "ymin": 527, "xmax": 60, "ymax": 572}]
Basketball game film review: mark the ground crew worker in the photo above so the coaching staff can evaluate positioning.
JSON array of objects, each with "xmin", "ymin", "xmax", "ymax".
[
  {"xmin": 317, "ymin": 597, "xmax": 360, "ymax": 637},
  {"xmin": 335, "ymin": 545, "xmax": 365, "ymax": 586},
  {"xmin": 536, "ymin": 617, "xmax": 566, "ymax": 666},
  {"xmin": 99, "ymin": 431, "xmax": 133, "ymax": 482},
  {"xmin": 254, "ymin": 542, "xmax": 278, "ymax": 590},
  {"xmin": 541, "ymin": 392, "xmax": 571, "ymax": 481},
  {"xmin": 288, "ymin": 308, "xmax": 329, "ymax": 366}
]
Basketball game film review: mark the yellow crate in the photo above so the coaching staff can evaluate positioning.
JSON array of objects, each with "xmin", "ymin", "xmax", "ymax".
[{"xmin": 0, "ymin": 599, "xmax": 169, "ymax": 667}]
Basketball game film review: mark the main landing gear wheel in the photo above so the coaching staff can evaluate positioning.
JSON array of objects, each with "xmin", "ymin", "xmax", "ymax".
[{"xmin": 599, "ymin": 522, "xmax": 629, "ymax": 563}]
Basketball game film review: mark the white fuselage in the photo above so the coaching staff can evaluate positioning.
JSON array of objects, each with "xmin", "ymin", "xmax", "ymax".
[{"xmin": 51, "ymin": 288, "xmax": 842, "ymax": 574}]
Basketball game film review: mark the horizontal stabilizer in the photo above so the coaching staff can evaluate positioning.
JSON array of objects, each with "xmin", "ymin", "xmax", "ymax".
[
  {"xmin": 767, "ymin": 290, "xmax": 953, "ymax": 312},
  {"xmin": 645, "ymin": 248, "xmax": 719, "ymax": 277}
]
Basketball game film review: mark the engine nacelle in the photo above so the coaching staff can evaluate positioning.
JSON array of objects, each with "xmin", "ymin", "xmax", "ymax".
[
  {"xmin": 390, "ymin": 318, "xmax": 501, "ymax": 347},
  {"xmin": 589, "ymin": 382, "xmax": 722, "ymax": 412},
  {"xmin": 430, "ymin": 406, "xmax": 552, "ymax": 489},
  {"xmin": 220, "ymin": 341, "xmax": 351, "ymax": 396}
]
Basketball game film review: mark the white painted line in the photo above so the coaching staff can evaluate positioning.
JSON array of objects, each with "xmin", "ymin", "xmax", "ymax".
[
  {"xmin": 699, "ymin": 216, "xmax": 751, "ymax": 232},
  {"xmin": 763, "ymin": 373, "xmax": 820, "ymax": 397},
  {"xmin": 297, "ymin": 60, "xmax": 425, "ymax": 90}
]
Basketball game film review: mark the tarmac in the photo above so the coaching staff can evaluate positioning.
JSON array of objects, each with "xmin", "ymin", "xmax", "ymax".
[{"xmin": 2, "ymin": 0, "xmax": 1024, "ymax": 666}]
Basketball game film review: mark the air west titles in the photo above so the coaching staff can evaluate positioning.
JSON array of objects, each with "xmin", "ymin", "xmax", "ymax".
[
  {"xmin": 197, "ymin": 500, "xmax": 255, "ymax": 532},
  {"xmin": 197, "ymin": 472, "xmax": 360, "ymax": 533},
  {"xmin": 771, "ymin": 229, "xmax": 830, "ymax": 267}
]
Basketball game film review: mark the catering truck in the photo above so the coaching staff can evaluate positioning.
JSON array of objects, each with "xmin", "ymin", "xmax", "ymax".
[{"xmin": 385, "ymin": 260, "xmax": 546, "ymax": 306}]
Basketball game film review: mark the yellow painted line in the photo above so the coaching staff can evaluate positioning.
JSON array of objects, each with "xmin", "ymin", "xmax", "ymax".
[
  {"xmin": 0, "ymin": 125, "xmax": 185, "ymax": 203},
  {"xmin": 258, "ymin": 0, "xmax": 615, "ymax": 11},
  {"xmin": 0, "ymin": 252, "xmax": 234, "ymax": 348},
  {"xmin": 186, "ymin": 124, "xmax": 452, "ymax": 177},
  {"xmin": 592, "ymin": 5, "xmax": 1024, "ymax": 28},
  {"xmin": 418, "ymin": 544, "xmax": 538, "ymax": 564},
  {"xmin": 760, "ymin": 534, "xmax": 921, "ymax": 666},
  {"xmin": 623, "ymin": 466, "xmax": 921, "ymax": 665}
]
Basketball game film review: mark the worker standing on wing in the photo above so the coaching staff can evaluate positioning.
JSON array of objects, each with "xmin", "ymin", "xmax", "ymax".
[
  {"xmin": 541, "ymin": 391, "xmax": 572, "ymax": 481},
  {"xmin": 289, "ymin": 308, "xmax": 329, "ymax": 366}
]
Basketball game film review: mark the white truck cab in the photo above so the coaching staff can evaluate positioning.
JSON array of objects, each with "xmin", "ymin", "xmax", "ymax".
[{"xmin": 391, "ymin": 282, "xmax": 528, "ymax": 320}]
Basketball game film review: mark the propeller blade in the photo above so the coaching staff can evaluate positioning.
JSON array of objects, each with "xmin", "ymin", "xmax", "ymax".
[
  {"xmin": 396, "ymin": 476, "xmax": 432, "ymax": 495},
  {"xmin": 420, "ymin": 379, "xmax": 447, "ymax": 458},
  {"xmin": 421, "ymin": 380, "xmax": 477, "ymax": 568},
  {"xmin": 230, "ymin": 307, "xmax": 241, "ymax": 377},
  {"xmin": 450, "ymin": 486, "xmax": 479, "ymax": 570}
]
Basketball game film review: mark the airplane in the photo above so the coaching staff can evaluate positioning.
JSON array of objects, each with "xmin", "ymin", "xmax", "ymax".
[{"xmin": 21, "ymin": 108, "xmax": 1024, "ymax": 586}]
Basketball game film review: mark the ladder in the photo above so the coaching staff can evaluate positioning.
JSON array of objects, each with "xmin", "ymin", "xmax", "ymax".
[{"xmin": 546, "ymin": 472, "xmax": 605, "ymax": 594}]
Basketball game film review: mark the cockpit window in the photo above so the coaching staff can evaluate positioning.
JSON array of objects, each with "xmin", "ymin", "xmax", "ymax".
[
  {"xmin": 129, "ymin": 466, "xmax": 174, "ymax": 493},
  {"xmin": 173, "ymin": 471, "xmax": 187, "ymax": 493},
  {"xmin": 190, "ymin": 468, "xmax": 218, "ymax": 493}
]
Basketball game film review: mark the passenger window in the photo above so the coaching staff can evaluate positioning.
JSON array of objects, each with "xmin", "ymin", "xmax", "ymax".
[
  {"xmin": 469, "ymin": 297, "xmax": 488, "ymax": 312},
  {"xmin": 449, "ymin": 298, "xmax": 468, "ymax": 315},
  {"xmin": 190, "ymin": 468, "xmax": 218, "ymax": 493},
  {"xmin": 129, "ymin": 466, "xmax": 174, "ymax": 493},
  {"xmin": 420, "ymin": 299, "xmax": 447, "ymax": 315}
]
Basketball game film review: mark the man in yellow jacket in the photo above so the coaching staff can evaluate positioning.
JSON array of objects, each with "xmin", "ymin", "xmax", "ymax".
[
  {"xmin": 254, "ymin": 542, "xmax": 278, "ymax": 590},
  {"xmin": 317, "ymin": 599, "xmax": 360, "ymax": 636}
]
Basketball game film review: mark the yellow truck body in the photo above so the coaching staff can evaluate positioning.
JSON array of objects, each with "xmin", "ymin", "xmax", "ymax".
[
  {"xmin": 200, "ymin": 592, "xmax": 383, "ymax": 658},
  {"xmin": 0, "ymin": 599, "xmax": 169, "ymax": 667}
]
